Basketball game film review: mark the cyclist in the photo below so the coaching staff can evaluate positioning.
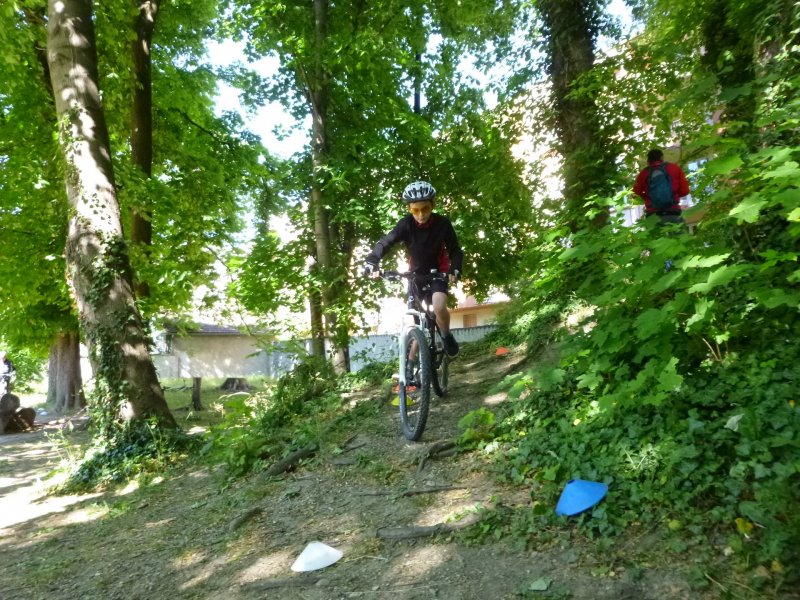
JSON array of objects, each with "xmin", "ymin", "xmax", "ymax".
[{"xmin": 365, "ymin": 180, "xmax": 463, "ymax": 358}]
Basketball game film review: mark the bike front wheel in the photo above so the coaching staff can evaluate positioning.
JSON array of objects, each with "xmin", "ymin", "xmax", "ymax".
[
  {"xmin": 432, "ymin": 330, "xmax": 449, "ymax": 397},
  {"xmin": 399, "ymin": 327, "xmax": 432, "ymax": 441}
]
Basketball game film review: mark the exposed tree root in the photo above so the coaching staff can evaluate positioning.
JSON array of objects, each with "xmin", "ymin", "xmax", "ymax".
[
  {"xmin": 358, "ymin": 485, "xmax": 466, "ymax": 498},
  {"xmin": 264, "ymin": 444, "xmax": 318, "ymax": 477},
  {"xmin": 228, "ymin": 507, "xmax": 264, "ymax": 532},
  {"xmin": 417, "ymin": 439, "xmax": 459, "ymax": 472},
  {"xmin": 245, "ymin": 576, "xmax": 321, "ymax": 590},
  {"xmin": 376, "ymin": 512, "xmax": 481, "ymax": 540}
]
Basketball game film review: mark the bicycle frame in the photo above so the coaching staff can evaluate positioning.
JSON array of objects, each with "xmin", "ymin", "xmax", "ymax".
[{"xmin": 382, "ymin": 270, "xmax": 445, "ymax": 387}]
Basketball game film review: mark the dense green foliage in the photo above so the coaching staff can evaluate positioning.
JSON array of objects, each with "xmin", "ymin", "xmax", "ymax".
[
  {"xmin": 462, "ymin": 0, "xmax": 800, "ymax": 588},
  {"xmin": 1, "ymin": 0, "xmax": 797, "ymax": 589},
  {"xmin": 205, "ymin": 355, "xmax": 389, "ymax": 477},
  {"xmin": 224, "ymin": 0, "xmax": 534, "ymax": 349}
]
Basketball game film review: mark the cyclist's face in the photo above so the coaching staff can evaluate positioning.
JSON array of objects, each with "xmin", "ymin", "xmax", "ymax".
[{"xmin": 408, "ymin": 200, "xmax": 434, "ymax": 224}]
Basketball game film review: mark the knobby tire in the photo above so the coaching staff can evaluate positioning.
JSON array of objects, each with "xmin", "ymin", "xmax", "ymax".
[
  {"xmin": 432, "ymin": 328, "xmax": 449, "ymax": 397},
  {"xmin": 399, "ymin": 327, "xmax": 431, "ymax": 441}
]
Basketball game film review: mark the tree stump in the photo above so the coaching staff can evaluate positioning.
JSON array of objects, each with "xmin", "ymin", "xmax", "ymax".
[
  {"xmin": 220, "ymin": 378, "xmax": 249, "ymax": 392},
  {"xmin": 0, "ymin": 394, "xmax": 36, "ymax": 433},
  {"xmin": 4, "ymin": 407, "xmax": 35, "ymax": 433}
]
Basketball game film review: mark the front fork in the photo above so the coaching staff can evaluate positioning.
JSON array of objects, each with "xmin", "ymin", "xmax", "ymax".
[{"xmin": 398, "ymin": 310, "xmax": 426, "ymax": 386}]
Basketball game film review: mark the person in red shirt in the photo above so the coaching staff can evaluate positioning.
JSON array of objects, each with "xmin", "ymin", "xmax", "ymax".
[{"xmin": 633, "ymin": 148, "xmax": 691, "ymax": 225}]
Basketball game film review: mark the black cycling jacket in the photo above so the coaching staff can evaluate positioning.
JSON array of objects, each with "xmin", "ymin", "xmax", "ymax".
[{"xmin": 366, "ymin": 213, "xmax": 463, "ymax": 275}]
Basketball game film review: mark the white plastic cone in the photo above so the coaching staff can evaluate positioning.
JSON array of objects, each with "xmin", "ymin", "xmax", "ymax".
[{"xmin": 290, "ymin": 541, "xmax": 343, "ymax": 572}]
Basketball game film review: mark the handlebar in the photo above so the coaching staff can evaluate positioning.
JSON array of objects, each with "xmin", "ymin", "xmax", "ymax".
[{"xmin": 379, "ymin": 270, "xmax": 449, "ymax": 282}]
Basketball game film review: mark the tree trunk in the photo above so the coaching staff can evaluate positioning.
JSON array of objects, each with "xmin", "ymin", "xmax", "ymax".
[
  {"xmin": 47, "ymin": 331, "xmax": 86, "ymax": 412},
  {"xmin": 308, "ymin": 0, "xmax": 349, "ymax": 373},
  {"xmin": 540, "ymin": 0, "xmax": 609, "ymax": 230},
  {"xmin": 308, "ymin": 283, "xmax": 326, "ymax": 359},
  {"xmin": 191, "ymin": 377, "xmax": 203, "ymax": 410},
  {"xmin": 46, "ymin": 0, "xmax": 176, "ymax": 428},
  {"xmin": 130, "ymin": 0, "xmax": 159, "ymax": 299}
]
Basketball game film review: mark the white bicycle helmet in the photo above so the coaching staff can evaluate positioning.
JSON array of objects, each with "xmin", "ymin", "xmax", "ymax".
[{"xmin": 402, "ymin": 180, "xmax": 436, "ymax": 203}]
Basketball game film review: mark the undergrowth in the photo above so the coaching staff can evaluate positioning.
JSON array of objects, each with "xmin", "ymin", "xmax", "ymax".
[
  {"xmin": 457, "ymin": 94, "xmax": 800, "ymax": 591},
  {"xmin": 52, "ymin": 417, "xmax": 197, "ymax": 493},
  {"xmin": 204, "ymin": 355, "xmax": 393, "ymax": 478}
]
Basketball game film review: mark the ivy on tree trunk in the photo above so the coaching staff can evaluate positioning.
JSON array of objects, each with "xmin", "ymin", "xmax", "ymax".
[
  {"xmin": 46, "ymin": 0, "xmax": 176, "ymax": 429},
  {"xmin": 540, "ymin": 0, "xmax": 610, "ymax": 230}
]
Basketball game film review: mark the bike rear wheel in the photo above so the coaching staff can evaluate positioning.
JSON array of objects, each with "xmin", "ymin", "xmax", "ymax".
[
  {"xmin": 432, "ymin": 328, "xmax": 449, "ymax": 397},
  {"xmin": 399, "ymin": 327, "xmax": 431, "ymax": 441}
]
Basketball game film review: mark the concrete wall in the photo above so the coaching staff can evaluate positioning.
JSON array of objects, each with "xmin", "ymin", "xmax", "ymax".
[
  {"xmin": 451, "ymin": 305, "xmax": 501, "ymax": 328},
  {"xmin": 152, "ymin": 325, "xmax": 497, "ymax": 380}
]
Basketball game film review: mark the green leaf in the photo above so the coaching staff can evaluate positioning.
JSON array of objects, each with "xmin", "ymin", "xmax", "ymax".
[
  {"xmin": 634, "ymin": 308, "xmax": 668, "ymax": 340},
  {"xmin": 685, "ymin": 298, "xmax": 713, "ymax": 330},
  {"xmin": 762, "ymin": 161, "xmax": 799, "ymax": 180},
  {"xmin": 680, "ymin": 254, "xmax": 730, "ymax": 269},
  {"xmin": 750, "ymin": 288, "xmax": 800, "ymax": 309},
  {"xmin": 729, "ymin": 194, "xmax": 767, "ymax": 223},
  {"xmin": 688, "ymin": 265, "xmax": 749, "ymax": 293},
  {"xmin": 704, "ymin": 155, "xmax": 743, "ymax": 176},
  {"xmin": 658, "ymin": 357, "xmax": 683, "ymax": 391},
  {"xmin": 577, "ymin": 370, "xmax": 602, "ymax": 390}
]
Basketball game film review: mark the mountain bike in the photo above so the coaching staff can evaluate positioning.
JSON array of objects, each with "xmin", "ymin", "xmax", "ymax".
[{"xmin": 381, "ymin": 270, "xmax": 451, "ymax": 441}]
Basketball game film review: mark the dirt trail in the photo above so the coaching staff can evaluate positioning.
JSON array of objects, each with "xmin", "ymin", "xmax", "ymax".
[{"xmin": 0, "ymin": 350, "xmax": 697, "ymax": 600}]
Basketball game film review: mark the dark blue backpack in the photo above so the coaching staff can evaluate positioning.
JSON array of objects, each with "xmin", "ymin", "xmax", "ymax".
[{"xmin": 647, "ymin": 163, "xmax": 674, "ymax": 210}]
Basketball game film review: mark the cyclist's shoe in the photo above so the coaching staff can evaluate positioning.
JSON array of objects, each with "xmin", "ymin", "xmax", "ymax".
[{"xmin": 443, "ymin": 334, "xmax": 459, "ymax": 358}]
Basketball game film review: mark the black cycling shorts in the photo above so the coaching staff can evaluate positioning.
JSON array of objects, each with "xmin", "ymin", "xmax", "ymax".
[{"xmin": 407, "ymin": 277, "xmax": 449, "ymax": 308}]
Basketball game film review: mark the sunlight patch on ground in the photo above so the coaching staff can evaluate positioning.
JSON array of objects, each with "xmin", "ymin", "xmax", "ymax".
[
  {"xmin": 115, "ymin": 480, "xmax": 140, "ymax": 496},
  {"xmin": 174, "ymin": 548, "xmax": 209, "ymax": 569},
  {"xmin": 60, "ymin": 504, "xmax": 108, "ymax": 526},
  {"xmin": 0, "ymin": 485, "xmax": 103, "ymax": 539},
  {"xmin": 483, "ymin": 392, "xmax": 507, "ymax": 405},
  {"xmin": 382, "ymin": 545, "xmax": 452, "ymax": 588},
  {"xmin": 0, "ymin": 476, "xmax": 21, "ymax": 491},
  {"xmin": 180, "ymin": 555, "xmax": 230, "ymax": 590},
  {"xmin": 419, "ymin": 498, "xmax": 484, "ymax": 528},
  {"xmin": 236, "ymin": 549, "xmax": 295, "ymax": 583}
]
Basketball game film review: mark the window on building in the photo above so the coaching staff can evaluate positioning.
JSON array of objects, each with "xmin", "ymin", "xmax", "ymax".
[{"xmin": 463, "ymin": 314, "xmax": 478, "ymax": 328}]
